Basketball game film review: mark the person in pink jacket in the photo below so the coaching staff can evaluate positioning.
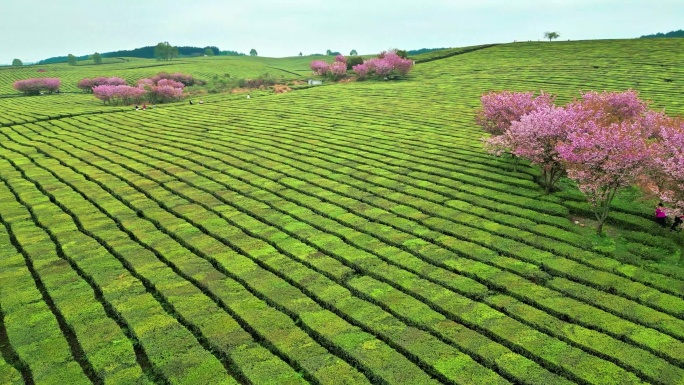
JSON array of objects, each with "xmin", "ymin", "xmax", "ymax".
[{"xmin": 655, "ymin": 203, "xmax": 667, "ymax": 227}]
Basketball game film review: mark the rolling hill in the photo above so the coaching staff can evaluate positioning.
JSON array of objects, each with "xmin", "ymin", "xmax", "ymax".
[{"xmin": 1, "ymin": 38, "xmax": 683, "ymax": 385}]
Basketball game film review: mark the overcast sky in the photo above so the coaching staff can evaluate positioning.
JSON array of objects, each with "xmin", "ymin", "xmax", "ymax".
[{"xmin": 0, "ymin": 0, "xmax": 681, "ymax": 64}]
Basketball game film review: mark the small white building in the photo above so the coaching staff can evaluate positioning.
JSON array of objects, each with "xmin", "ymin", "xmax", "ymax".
[{"xmin": 307, "ymin": 79, "xmax": 323, "ymax": 86}]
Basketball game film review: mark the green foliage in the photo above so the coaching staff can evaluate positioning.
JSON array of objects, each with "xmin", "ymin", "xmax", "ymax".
[
  {"xmin": 11, "ymin": 58, "xmax": 22, "ymax": 66},
  {"xmin": 544, "ymin": 31, "xmax": 560, "ymax": 41},
  {"xmin": 91, "ymin": 52, "xmax": 102, "ymax": 65},
  {"xmin": 345, "ymin": 55, "xmax": 364, "ymax": 70},
  {"xmin": 154, "ymin": 41, "xmax": 178, "ymax": 61},
  {"xmin": 204, "ymin": 48, "xmax": 214, "ymax": 56},
  {"xmin": 249, "ymin": 48, "xmax": 258, "ymax": 56},
  {"xmin": 640, "ymin": 29, "xmax": 684, "ymax": 38},
  {"xmin": 350, "ymin": 49, "xmax": 358, "ymax": 56},
  {"xmin": 67, "ymin": 53, "xmax": 77, "ymax": 66}
]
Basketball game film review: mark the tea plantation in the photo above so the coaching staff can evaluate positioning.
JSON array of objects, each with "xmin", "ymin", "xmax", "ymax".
[{"xmin": 1, "ymin": 38, "xmax": 683, "ymax": 384}]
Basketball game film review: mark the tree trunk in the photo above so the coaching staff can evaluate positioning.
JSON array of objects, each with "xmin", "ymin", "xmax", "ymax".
[{"xmin": 596, "ymin": 221, "xmax": 604, "ymax": 235}]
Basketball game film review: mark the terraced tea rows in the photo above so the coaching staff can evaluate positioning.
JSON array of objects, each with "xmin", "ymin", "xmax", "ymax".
[
  {"xmin": 0, "ymin": 55, "xmax": 318, "ymax": 95},
  {"xmin": 1, "ymin": 39, "xmax": 683, "ymax": 384}
]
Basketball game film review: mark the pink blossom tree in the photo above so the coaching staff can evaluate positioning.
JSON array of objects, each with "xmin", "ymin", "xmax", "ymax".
[
  {"xmin": 508, "ymin": 105, "xmax": 576, "ymax": 193},
  {"xmin": 77, "ymin": 76, "xmax": 127, "ymax": 92},
  {"xmin": 644, "ymin": 116, "xmax": 684, "ymax": 215},
  {"xmin": 310, "ymin": 50, "xmax": 414, "ymax": 81},
  {"xmin": 13, "ymin": 78, "xmax": 61, "ymax": 95},
  {"xmin": 310, "ymin": 60, "xmax": 330, "ymax": 76},
  {"xmin": 476, "ymin": 91, "xmax": 555, "ymax": 136},
  {"xmin": 476, "ymin": 91, "xmax": 554, "ymax": 171},
  {"xmin": 329, "ymin": 62, "xmax": 348, "ymax": 78},
  {"xmin": 93, "ymin": 85, "xmax": 146, "ymax": 105},
  {"xmin": 558, "ymin": 113, "xmax": 654, "ymax": 234},
  {"xmin": 573, "ymin": 89, "xmax": 648, "ymax": 124},
  {"xmin": 352, "ymin": 63, "xmax": 369, "ymax": 79}
]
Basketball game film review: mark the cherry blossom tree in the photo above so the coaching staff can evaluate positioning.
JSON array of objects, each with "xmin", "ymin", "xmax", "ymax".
[
  {"xmin": 645, "ymin": 116, "xmax": 684, "ymax": 215},
  {"xmin": 77, "ymin": 77, "xmax": 127, "ymax": 92},
  {"xmin": 93, "ymin": 85, "xmax": 146, "ymax": 105},
  {"xmin": 13, "ymin": 78, "xmax": 61, "ymax": 95},
  {"xmin": 509, "ymin": 105, "xmax": 576, "ymax": 193},
  {"xmin": 310, "ymin": 60, "xmax": 330, "ymax": 76},
  {"xmin": 557, "ymin": 110, "xmax": 654, "ymax": 234},
  {"xmin": 476, "ymin": 91, "xmax": 554, "ymax": 171},
  {"xmin": 310, "ymin": 50, "xmax": 413, "ymax": 81},
  {"xmin": 352, "ymin": 63, "xmax": 369, "ymax": 78},
  {"xmin": 329, "ymin": 62, "xmax": 348, "ymax": 78}
]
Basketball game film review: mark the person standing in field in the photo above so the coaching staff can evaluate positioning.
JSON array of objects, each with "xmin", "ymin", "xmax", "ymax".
[{"xmin": 655, "ymin": 203, "xmax": 668, "ymax": 227}]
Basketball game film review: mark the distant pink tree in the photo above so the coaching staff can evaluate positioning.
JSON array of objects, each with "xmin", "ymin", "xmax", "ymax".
[
  {"xmin": 93, "ymin": 85, "xmax": 145, "ymax": 105},
  {"xmin": 509, "ymin": 105, "xmax": 576, "ymax": 193},
  {"xmin": 311, "ymin": 50, "xmax": 414, "ymax": 81},
  {"xmin": 373, "ymin": 60, "xmax": 394, "ymax": 76},
  {"xmin": 156, "ymin": 78, "xmax": 185, "ymax": 89},
  {"xmin": 149, "ymin": 85, "xmax": 184, "ymax": 103},
  {"xmin": 329, "ymin": 62, "xmax": 347, "ymax": 78},
  {"xmin": 557, "ymin": 105, "xmax": 654, "ymax": 234},
  {"xmin": 353, "ymin": 63, "xmax": 369, "ymax": 78},
  {"xmin": 136, "ymin": 78, "xmax": 155, "ymax": 89},
  {"xmin": 77, "ymin": 76, "xmax": 127, "ymax": 92},
  {"xmin": 310, "ymin": 60, "xmax": 330, "ymax": 76},
  {"xmin": 150, "ymin": 72, "xmax": 197, "ymax": 86},
  {"xmin": 13, "ymin": 78, "xmax": 61, "ymax": 95},
  {"xmin": 394, "ymin": 58, "xmax": 414, "ymax": 76}
]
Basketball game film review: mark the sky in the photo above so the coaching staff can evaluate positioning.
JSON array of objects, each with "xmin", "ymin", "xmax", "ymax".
[{"xmin": 0, "ymin": 0, "xmax": 681, "ymax": 64}]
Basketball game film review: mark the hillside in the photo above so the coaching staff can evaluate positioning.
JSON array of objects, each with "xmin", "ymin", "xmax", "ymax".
[
  {"xmin": 1, "ymin": 38, "xmax": 683, "ymax": 385},
  {"xmin": 36, "ymin": 45, "xmax": 224, "ymax": 65}
]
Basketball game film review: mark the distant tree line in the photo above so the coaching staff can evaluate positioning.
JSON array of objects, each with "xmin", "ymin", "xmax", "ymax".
[
  {"xmin": 640, "ymin": 29, "xmax": 684, "ymax": 38},
  {"xmin": 36, "ymin": 44, "xmax": 234, "ymax": 64},
  {"xmin": 406, "ymin": 47, "xmax": 448, "ymax": 56}
]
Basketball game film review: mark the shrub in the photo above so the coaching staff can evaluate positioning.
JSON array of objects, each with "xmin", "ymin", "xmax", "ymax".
[
  {"xmin": 150, "ymin": 72, "xmax": 198, "ymax": 86},
  {"xmin": 13, "ymin": 78, "xmax": 61, "ymax": 95},
  {"xmin": 346, "ymin": 56, "xmax": 364, "ymax": 70},
  {"xmin": 77, "ymin": 77, "xmax": 127, "ymax": 92},
  {"xmin": 353, "ymin": 64, "xmax": 369, "ymax": 79},
  {"xmin": 137, "ymin": 77, "xmax": 185, "ymax": 103},
  {"xmin": 93, "ymin": 85, "xmax": 146, "ymax": 105},
  {"xmin": 310, "ymin": 60, "xmax": 329, "ymax": 76},
  {"xmin": 329, "ymin": 62, "xmax": 348, "ymax": 78}
]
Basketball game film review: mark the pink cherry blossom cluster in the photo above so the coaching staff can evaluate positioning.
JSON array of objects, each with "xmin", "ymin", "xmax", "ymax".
[
  {"xmin": 93, "ymin": 85, "xmax": 146, "ymax": 105},
  {"xmin": 309, "ymin": 60, "xmax": 330, "ymax": 76},
  {"xmin": 477, "ymin": 89, "xmax": 682, "ymax": 233},
  {"xmin": 13, "ymin": 78, "xmax": 61, "ymax": 95},
  {"xmin": 309, "ymin": 50, "xmax": 414, "ymax": 80},
  {"xmin": 137, "ymin": 76, "xmax": 185, "ymax": 103},
  {"xmin": 354, "ymin": 51, "xmax": 413, "ymax": 79},
  {"xmin": 77, "ymin": 77, "xmax": 127, "ymax": 92},
  {"xmin": 644, "ymin": 116, "xmax": 684, "ymax": 215},
  {"xmin": 150, "ymin": 72, "xmax": 197, "ymax": 86}
]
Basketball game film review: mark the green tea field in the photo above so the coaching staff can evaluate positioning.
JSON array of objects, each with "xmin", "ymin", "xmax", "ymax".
[{"xmin": 1, "ymin": 38, "xmax": 684, "ymax": 385}]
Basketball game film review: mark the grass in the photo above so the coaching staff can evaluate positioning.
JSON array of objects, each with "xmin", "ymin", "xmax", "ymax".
[{"xmin": 0, "ymin": 38, "xmax": 683, "ymax": 384}]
